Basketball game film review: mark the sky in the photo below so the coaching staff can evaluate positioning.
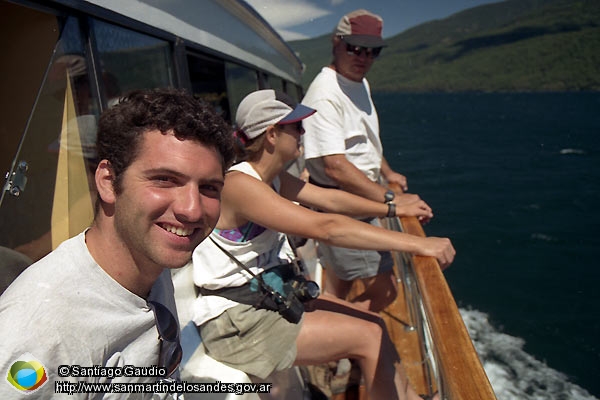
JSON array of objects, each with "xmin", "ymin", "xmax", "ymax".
[{"xmin": 244, "ymin": 0, "xmax": 503, "ymax": 41}]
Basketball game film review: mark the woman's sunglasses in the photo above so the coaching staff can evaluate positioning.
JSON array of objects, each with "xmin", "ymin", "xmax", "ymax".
[
  {"xmin": 277, "ymin": 121, "xmax": 304, "ymax": 133},
  {"xmin": 148, "ymin": 301, "xmax": 183, "ymax": 378}
]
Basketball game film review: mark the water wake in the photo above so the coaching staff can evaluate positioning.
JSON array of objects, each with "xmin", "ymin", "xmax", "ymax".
[{"xmin": 460, "ymin": 308, "xmax": 598, "ymax": 400}]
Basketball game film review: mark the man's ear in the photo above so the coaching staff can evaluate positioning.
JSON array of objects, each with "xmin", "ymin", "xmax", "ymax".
[
  {"xmin": 95, "ymin": 160, "xmax": 117, "ymax": 205},
  {"xmin": 332, "ymin": 35, "xmax": 341, "ymax": 50}
]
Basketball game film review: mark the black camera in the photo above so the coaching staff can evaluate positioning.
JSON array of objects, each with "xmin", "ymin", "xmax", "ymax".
[
  {"xmin": 290, "ymin": 275, "xmax": 320, "ymax": 302},
  {"xmin": 275, "ymin": 276, "xmax": 320, "ymax": 324},
  {"xmin": 277, "ymin": 293, "xmax": 306, "ymax": 324}
]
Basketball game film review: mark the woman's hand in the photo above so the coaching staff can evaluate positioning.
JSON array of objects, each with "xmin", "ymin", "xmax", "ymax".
[
  {"xmin": 396, "ymin": 198, "xmax": 433, "ymax": 223},
  {"xmin": 417, "ymin": 237, "xmax": 456, "ymax": 269}
]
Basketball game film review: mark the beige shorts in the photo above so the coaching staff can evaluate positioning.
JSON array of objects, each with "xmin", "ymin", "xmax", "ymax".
[
  {"xmin": 317, "ymin": 218, "xmax": 394, "ymax": 280},
  {"xmin": 199, "ymin": 304, "xmax": 302, "ymax": 379}
]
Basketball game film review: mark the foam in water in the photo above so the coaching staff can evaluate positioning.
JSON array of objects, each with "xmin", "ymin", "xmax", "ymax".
[
  {"xmin": 459, "ymin": 308, "xmax": 598, "ymax": 400},
  {"xmin": 559, "ymin": 148, "xmax": 586, "ymax": 155}
]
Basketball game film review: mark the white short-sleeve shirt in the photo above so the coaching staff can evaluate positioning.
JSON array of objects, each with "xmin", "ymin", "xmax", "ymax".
[{"xmin": 301, "ymin": 67, "xmax": 383, "ymax": 186}]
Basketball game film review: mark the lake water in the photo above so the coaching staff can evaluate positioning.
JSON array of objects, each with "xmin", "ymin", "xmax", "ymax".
[{"xmin": 374, "ymin": 92, "xmax": 600, "ymax": 399}]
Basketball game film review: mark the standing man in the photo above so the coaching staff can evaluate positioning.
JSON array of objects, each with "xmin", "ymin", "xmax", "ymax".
[
  {"xmin": 0, "ymin": 88, "xmax": 234, "ymax": 398},
  {"xmin": 302, "ymin": 10, "xmax": 429, "ymax": 311}
]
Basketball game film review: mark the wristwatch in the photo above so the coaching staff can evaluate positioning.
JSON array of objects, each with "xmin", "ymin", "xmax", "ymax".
[
  {"xmin": 386, "ymin": 202, "xmax": 396, "ymax": 218},
  {"xmin": 384, "ymin": 190, "xmax": 395, "ymax": 203},
  {"xmin": 384, "ymin": 190, "xmax": 395, "ymax": 217}
]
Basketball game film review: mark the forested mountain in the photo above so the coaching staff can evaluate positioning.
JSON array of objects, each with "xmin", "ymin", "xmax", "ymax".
[{"xmin": 290, "ymin": 0, "xmax": 600, "ymax": 92}]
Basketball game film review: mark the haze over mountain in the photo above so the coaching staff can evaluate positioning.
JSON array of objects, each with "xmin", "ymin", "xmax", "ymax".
[{"xmin": 290, "ymin": 0, "xmax": 600, "ymax": 92}]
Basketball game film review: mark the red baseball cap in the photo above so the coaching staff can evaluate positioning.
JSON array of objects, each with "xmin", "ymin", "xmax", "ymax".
[{"xmin": 334, "ymin": 9, "xmax": 386, "ymax": 48}]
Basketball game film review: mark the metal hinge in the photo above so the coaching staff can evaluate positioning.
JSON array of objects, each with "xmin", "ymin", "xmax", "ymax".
[{"xmin": 3, "ymin": 161, "xmax": 29, "ymax": 197}]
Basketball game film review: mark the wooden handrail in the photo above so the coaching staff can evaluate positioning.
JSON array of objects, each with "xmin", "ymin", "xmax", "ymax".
[
  {"xmin": 312, "ymin": 180, "xmax": 497, "ymax": 399},
  {"xmin": 396, "ymin": 187, "xmax": 497, "ymax": 399}
]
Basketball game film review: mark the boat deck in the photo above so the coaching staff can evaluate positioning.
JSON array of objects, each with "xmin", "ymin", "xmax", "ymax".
[
  {"xmin": 299, "ymin": 200, "xmax": 497, "ymax": 399},
  {"xmin": 317, "ymin": 246, "xmax": 434, "ymax": 399}
]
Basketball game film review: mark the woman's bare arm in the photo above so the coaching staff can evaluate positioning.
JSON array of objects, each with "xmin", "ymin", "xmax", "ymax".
[{"xmin": 220, "ymin": 172, "xmax": 454, "ymax": 268}]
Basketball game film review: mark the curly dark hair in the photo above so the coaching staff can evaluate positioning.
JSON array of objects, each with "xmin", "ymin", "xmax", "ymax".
[{"xmin": 97, "ymin": 88, "xmax": 234, "ymax": 194}]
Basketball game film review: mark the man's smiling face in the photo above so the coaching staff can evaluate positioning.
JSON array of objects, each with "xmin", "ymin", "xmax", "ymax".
[{"xmin": 112, "ymin": 129, "xmax": 224, "ymax": 273}]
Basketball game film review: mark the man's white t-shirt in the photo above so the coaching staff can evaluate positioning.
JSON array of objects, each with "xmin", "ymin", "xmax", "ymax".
[
  {"xmin": 0, "ymin": 232, "xmax": 180, "ymax": 399},
  {"xmin": 302, "ymin": 66, "xmax": 383, "ymax": 186}
]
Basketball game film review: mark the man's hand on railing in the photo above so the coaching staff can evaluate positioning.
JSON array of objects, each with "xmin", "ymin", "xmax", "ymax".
[{"xmin": 384, "ymin": 170, "xmax": 408, "ymax": 192}]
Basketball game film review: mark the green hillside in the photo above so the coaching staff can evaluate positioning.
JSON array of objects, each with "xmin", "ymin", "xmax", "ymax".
[{"xmin": 290, "ymin": 0, "xmax": 600, "ymax": 92}]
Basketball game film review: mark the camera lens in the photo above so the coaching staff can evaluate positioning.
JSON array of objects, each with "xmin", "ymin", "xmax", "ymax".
[{"xmin": 296, "ymin": 280, "xmax": 320, "ymax": 301}]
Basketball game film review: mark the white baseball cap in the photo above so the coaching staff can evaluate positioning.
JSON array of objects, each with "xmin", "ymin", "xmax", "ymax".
[{"xmin": 235, "ymin": 89, "xmax": 316, "ymax": 140}]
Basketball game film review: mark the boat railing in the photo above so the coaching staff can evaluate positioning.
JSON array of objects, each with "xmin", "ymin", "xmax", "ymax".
[{"xmin": 385, "ymin": 182, "xmax": 497, "ymax": 400}]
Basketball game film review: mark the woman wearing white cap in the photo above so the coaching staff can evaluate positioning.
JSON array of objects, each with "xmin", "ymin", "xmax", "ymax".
[{"xmin": 191, "ymin": 89, "xmax": 450, "ymax": 399}]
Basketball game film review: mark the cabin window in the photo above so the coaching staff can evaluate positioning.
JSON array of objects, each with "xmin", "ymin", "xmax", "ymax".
[
  {"xmin": 257, "ymin": 72, "xmax": 285, "ymax": 94},
  {"xmin": 225, "ymin": 63, "xmax": 259, "ymax": 125},
  {"xmin": 0, "ymin": 0, "xmax": 59, "ymax": 186},
  {"xmin": 1, "ymin": 10, "xmax": 99, "ymax": 290},
  {"xmin": 92, "ymin": 19, "xmax": 174, "ymax": 101},
  {"xmin": 268, "ymin": 77, "xmax": 284, "ymax": 93},
  {"xmin": 281, "ymin": 81, "xmax": 303, "ymax": 102},
  {"xmin": 257, "ymin": 72, "xmax": 269, "ymax": 90},
  {"xmin": 187, "ymin": 53, "xmax": 230, "ymax": 122},
  {"xmin": 291, "ymin": 84, "xmax": 305, "ymax": 102}
]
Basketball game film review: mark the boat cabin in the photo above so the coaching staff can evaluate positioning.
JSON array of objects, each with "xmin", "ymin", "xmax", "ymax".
[{"xmin": 1, "ymin": 0, "xmax": 304, "ymax": 289}]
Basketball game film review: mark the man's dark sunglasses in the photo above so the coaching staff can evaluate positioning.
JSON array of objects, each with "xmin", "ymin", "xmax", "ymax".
[
  {"xmin": 148, "ymin": 301, "xmax": 183, "ymax": 378},
  {"xmin": 342, "ymin": 40, "xmax": 382, "ymax": 59}
]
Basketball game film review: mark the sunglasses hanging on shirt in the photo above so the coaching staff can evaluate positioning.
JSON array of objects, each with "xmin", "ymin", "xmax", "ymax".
[{"xmin": 148, "ymin": 301, "xmax": 183, "ymax": 379}]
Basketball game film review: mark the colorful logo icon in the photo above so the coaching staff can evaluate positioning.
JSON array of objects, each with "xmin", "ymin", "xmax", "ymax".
[{"xmin": 6, "ymin": 353, "xmax": 48, "ymax": 394}]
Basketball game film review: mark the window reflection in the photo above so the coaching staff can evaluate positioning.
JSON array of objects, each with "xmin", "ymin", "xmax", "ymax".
[
  {"xmin": 187, "ymin": 53, "xmax": 230, "ymax": 121},
  {"xmin": 267, "ymin": 75, "xmax": 284, "ymax": 93},
  {"xmin": 0, "ymin": 0, "xmax": 59, "ymax": 177},
  {"xmin": 1, "ymin": 14, "xmax": 98, "ymax": 285},
  {"xmin": 0, "ymin": 1, "xmax": 60, "ymax": 293},
  {"xmin": 224, "ymin": 63, "xmax": 258, "ymax": 124},
  {"xmin": 92, "ymin": 19, "xmax": 174, "ymax": 103}
]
